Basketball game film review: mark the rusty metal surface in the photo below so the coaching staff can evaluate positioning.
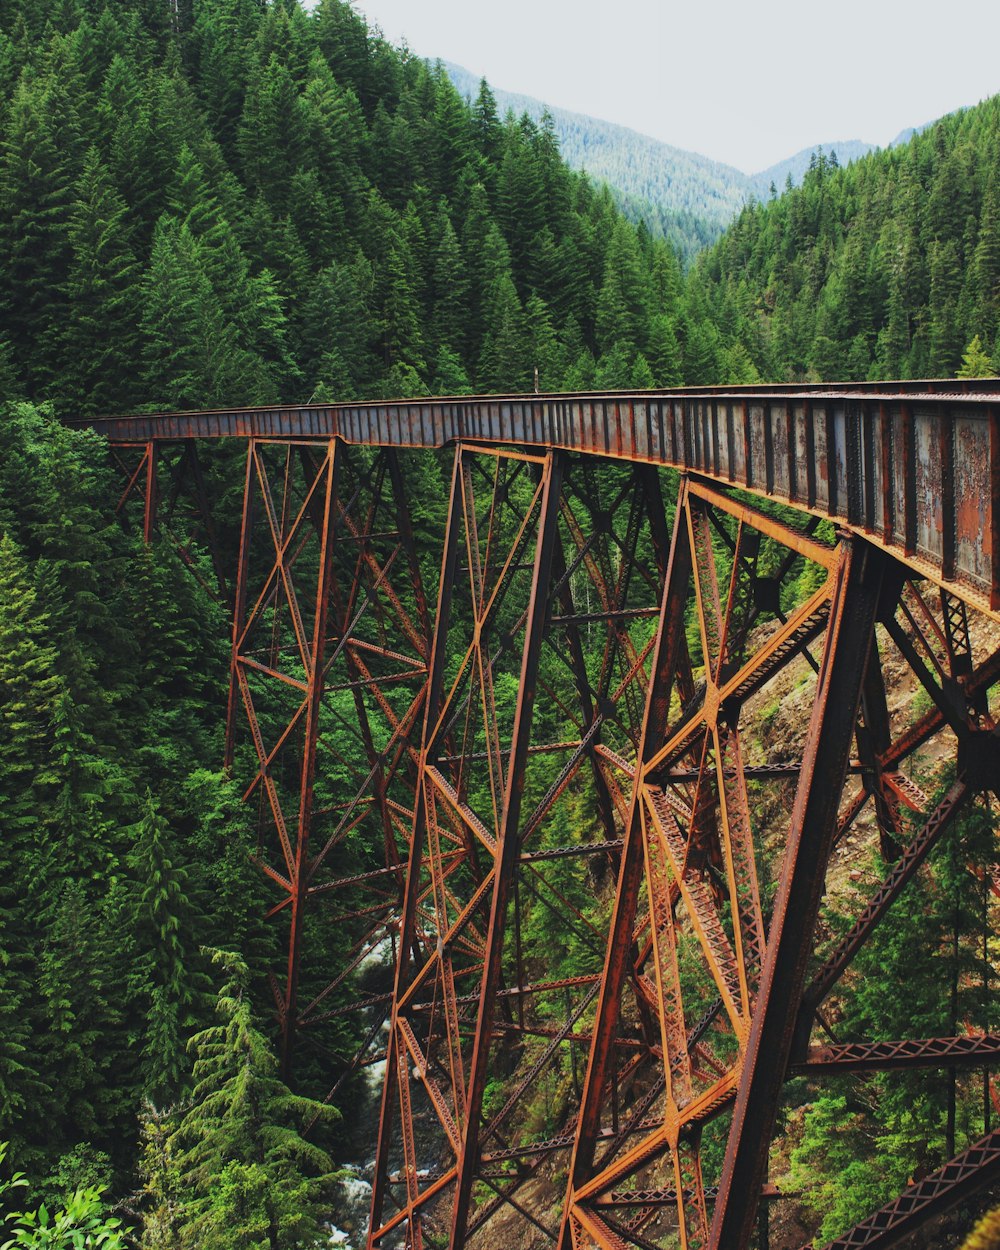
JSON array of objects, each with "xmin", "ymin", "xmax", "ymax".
[
  {"xmin": 100, "ymin": 386, "xmax": 1000, "ymax": 1250},
  {"xmin": 797, "ymin": 1034, "xmax": 1000, "ymax": 1074},
  {"xmin": 85, "ymin": 382, "xmax": 1000, "ymax": 620}
]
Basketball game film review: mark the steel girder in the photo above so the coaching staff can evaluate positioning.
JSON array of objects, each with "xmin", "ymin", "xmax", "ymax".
[
  {"xmin": 83, "ymin": 383, "xmax": 1000, "ymax": 622},
  {"xmin": 112, "ymin": 423, "xmax": 1000, "ymax": 1250},
  {"xmin": 557, "ymin": 481, "xmax": 1000, "ymax": 1250},
  {"xmin": 111, "ymin": 438, "xmax": 229, "ymax": 598}
]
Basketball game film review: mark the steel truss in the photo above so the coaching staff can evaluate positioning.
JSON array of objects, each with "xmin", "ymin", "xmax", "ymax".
[{"xmin": 110, "ymin": 421, "xmax": 1000, "ymax": 1250}]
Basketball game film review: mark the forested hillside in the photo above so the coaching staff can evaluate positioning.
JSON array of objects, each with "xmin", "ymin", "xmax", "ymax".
[
  {"xmin": 1, "ymin": 1, "xmax": 999, "ymax": 1248},
  {"xmin": 694, "ymin": 101, "xmax": 1000, "ymax": 381},
  {"xmin": 0, "ymin": 0, "xmax": 737, "ymax": 418},
  {"xmin": 0, "ymin": 0, "xmax": 713, "ymax": 1241},
  {"xmin": 444, "ymin": 61, "xmax": 881, "ymax": 264},
  {"xmin": 441, "ymin": 61, "xmax": 751, "ymax": 262}
]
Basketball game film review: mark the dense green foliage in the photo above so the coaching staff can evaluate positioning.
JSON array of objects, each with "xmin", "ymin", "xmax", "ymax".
[
  {"xmin": 791, "ymin": 798, "xmax": 997, "ymax": 1240},
  {"xmin": 444, "ymin": 61, "xmax": 880, "ymax": 265},
  {"xmin": 695, "ymin": 104, "xmax": 1000, "ymax": 380},
  {"xmin": 1, "ymin": 1, "xmax": 1000, "ymax": 1246},
  {"xmin": 0, "ymin": 0, "xmax": 735, "ymax": 414},
  {"xmin": 136, "ymin": 951, "xmax": 336, "ymax": 1250},
  {"xmin": 0, "ymin": 405, "xmax": 289, "ymax": 1228}
]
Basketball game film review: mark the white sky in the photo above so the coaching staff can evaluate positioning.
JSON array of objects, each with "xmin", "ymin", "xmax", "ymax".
[{"xmin": 334, "ymin": 0, "xmax": 1000, "ymax": 173}]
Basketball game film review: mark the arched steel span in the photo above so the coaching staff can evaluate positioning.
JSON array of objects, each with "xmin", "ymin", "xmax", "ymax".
[{"xmin": 91, "ymin": 383, "xmax": 1000, "ymax": 1250}]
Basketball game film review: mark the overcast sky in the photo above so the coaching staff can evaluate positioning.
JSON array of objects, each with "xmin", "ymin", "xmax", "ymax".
[{"xmin": 338, "ymin": 0, "xmax": 1000, "ymax": 173}]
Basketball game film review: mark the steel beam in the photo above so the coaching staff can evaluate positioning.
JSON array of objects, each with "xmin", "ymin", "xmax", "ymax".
[
  {"xmin": 88, "ymin": 382, "xmax": 1000, "ymax": 625},
  {"xmin": 799, "ymin": 1129, "xmax": 1000, "ymax": 1250},
  {"xmin": 709, "ymin": 537, "xmax": 886, "ymax": 1250}
]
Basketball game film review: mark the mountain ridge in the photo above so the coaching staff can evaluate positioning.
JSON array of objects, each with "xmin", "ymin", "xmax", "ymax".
[{"xmin": 441, "ymin": 60, "xmax": 889, "ymax": 260}]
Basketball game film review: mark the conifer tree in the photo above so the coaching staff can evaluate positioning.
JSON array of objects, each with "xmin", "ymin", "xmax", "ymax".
[
  {"xmin": 0, "ymin": 535, "xmax": 62, "ymax": 832},
  {"xmin": 429, "ymin": 204, "xmax": 468, "ymax": 355},
  {"xmin": 595, "ymin": 217, "xmax": 650, "ymax": 355},
  {"xmin": 164, "ymin": 951, "xmax": 337, "ymax": 1250},
  {"xmin": 471, "ymin": 78, "xmax": 502, "ymax": 175},
  {"xmin": 140, "ymin": 216, "xmax": 249, "ymax": 408},
  {"xmin": 647, "ymin": 314, "xmax": 683, "ymax": 385},
  {"xmin": 524, "ymin": 292, "xmax": 565, "ymax": 390},
  {"xmin": 431, "ymin": 345, "xmax": 472, "ymax": 394},
  {"xmin": 958, "ymin": 333, "xmax": 995, "ymax": 378},
  {"xmin": 56, "ymin": 148, "xmax": 141, "ymax": 414},
  {"xmin": 128, "ymin": 792, "xmax": 197, "ymax": 1106},
  {"xmin": 478, "ymin": 256, "xmax": 527, "ymax": 393},
  {"xmin": 379, "ymin": 230, "xmax": 425, "ymax": 375},
  {"xmin": 0, "ymin": 71, "xmax": 77, "ymax": 394}
]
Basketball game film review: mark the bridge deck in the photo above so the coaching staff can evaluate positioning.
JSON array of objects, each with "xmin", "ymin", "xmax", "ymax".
[{"xmin": 84, "ymin": 382, "xmax": 1000, "ymax": 618}]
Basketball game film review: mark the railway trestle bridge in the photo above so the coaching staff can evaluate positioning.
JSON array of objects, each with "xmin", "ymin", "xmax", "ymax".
[{"xmin": 85, "ymin": 381, "xmax": 1000, "ymax": 1250}]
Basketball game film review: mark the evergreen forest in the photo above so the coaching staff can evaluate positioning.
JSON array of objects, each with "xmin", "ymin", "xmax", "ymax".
[
  {"xmin": 694, "ymin": 107, "xmax": 1000, "ymax": 381},
  {"xmin": 0, "ymin": 1, "xmax": 998, "ymax": 1248}
]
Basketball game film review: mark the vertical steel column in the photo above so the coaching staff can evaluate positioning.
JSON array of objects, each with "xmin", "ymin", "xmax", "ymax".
[
  {"xmin": 368, "ymin": 446, "xmax": 465, "ymax": 1247},
  {"xmin": 143, "ymin": 440, "xmax": 158, "ymax": 544},
  {"xmin": 559, "ymin": 476, "xmax": 694, "ymax": 1249},
  {"xmin": 449, "ymin": 449, "xmax": 565, "ymax": 1246},
  {"xmin": 708, "ymin": 536, "xmax": 885, "ymax": 1250},
  {"xmin": 224, "ymin": 440, "xmax": 256, "ymax": 772},
  {"xmin": 281, "ymin": 439, "xmax": 341, "ymax": 1078}
]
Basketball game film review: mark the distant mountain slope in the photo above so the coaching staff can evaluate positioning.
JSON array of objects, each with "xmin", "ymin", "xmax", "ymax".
[
  {"xmin": 443, "ymin": 60, "xmax": 879, "ymax": 262},
  {"xmin": 442, "ymin": 61, "xmax": 747, "ymax": 261},
  {"xmin": 751, "ymin": 141, "xmax": 876, "ymax": 197},
  {"xmin": 695, "ymin": 95, "xmax": 1000, "ymax": 383}
]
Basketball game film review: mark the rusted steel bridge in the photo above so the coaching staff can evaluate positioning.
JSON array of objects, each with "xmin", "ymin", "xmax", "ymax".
[{"xmin": 87, "ymin": 381, "xmax": 1000, "ymax": 1250}]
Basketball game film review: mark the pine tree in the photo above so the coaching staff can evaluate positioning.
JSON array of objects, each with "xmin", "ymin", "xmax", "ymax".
[
  {"xmin": 0, "ymin": 535, "xmax": 62, "ymax": 828},
  {"xmin": 140, "ymin": 216, "xmax": 249, "ymax": 408},
  {"xmin": 164, "ymin": 951, "xmax": 337, "ymax": 1250},
  {"xmin": 972, "ymin": 162, "xmax": 1000, "ymax": 342},
  {"xmin": 958, "ymin": 334, "xmax": 994, "ymax": 378},
  {"xmin": 470, "ymin": 77, "xmax": 502, "ymax": 190},
  {"xmin": 56, "ymin": 148, "xmax": 141, "ymax": 415},
  {"xmin": 432, "ymin": 68, "xmax": 472, "ymax": 196},
  {"xmin": 496, "ymin": 125, "xmax": 544, "ymax": 286},
  {"xmin": 431, "ymin": 345, "xmax": 472, "ymax": 395},
  {"xmin": 929, "ymin": 239, "xmax": 964, "ymax": 376},
  {"xmin": 595, "ymin": 342, "xmax": 633, "ymax": 389},
  {"xmin": 379, "ymin": 230, "xmax": 425, "ymax": 376},
  {"xmin": 647, "ymin": 314, "xmax": 683, "ymax": 385},
  {"xmin": 128, "ymin": 792, "xmax": 197, "ymax": 1106},
  {"xmin": 595, "ymin": 217, "xmax": 651, "ymax": 355},
  {"xmin": 429, "ymin": 204, "xmax": 468, "ymax": 355},
  {"xmin": 0, "ymin": 70, "xmax": 78, "ymax": 394},
  {"xmin": 300, "ymin": 50, "xmax": 365, "ymax": 245},
  {"xmin": 478, "ymin": 268, "xmax": 527, "ymax": 393},
  {"xmin": 524, "ymin": 293, "xmax": 564, "ymax": 390},
  {"xmin": 34, "ymin": 880, "xmax": 134, "ymax": 1168}
]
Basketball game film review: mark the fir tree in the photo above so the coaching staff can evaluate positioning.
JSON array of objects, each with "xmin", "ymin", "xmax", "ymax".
[
  {"xmin": 595, "ymin": 217, "xmax": 650, "ymax": 355},
  {"xmin": 164, "ymin": 951, "xmax": 337, "ymax": 1250},
  {"xmin": 958, "ymin": 333, "xmax": 995, "ymax": 378},
  {"xmin": 56, "ymin": 148, "xmax": 141, "ymax": 414},
  {"xmin": 128, "ymin": 792, "xmax": 197, "ymax": 1106}
]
